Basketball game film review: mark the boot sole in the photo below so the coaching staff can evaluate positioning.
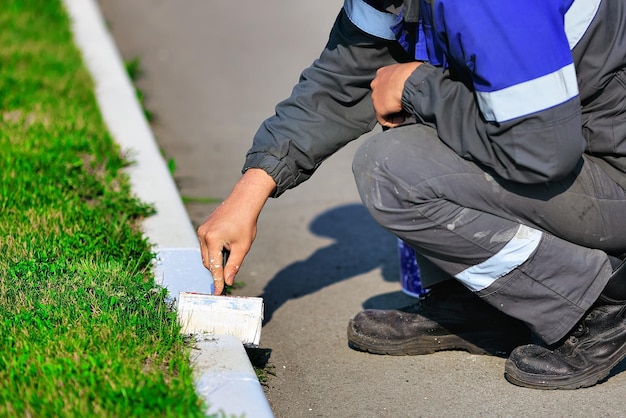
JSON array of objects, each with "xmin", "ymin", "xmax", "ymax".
[
  {"xmin": 347, "ymin": 321, "xmax": 518, "ymax": 356},
  {"xmin": 504, "ymin": 341, "xmax": 626, "ymax": 390}
]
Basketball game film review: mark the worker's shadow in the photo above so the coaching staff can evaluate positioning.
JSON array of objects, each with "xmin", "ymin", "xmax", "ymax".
[{"xmin": 258, "ymin": 203, "xmax": 409, "ymax": 325}]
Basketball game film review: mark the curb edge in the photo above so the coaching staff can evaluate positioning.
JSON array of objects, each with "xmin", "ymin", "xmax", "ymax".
[{"xmin": 62, "ymin": 1, "xmax": 273, "ymax": 416}]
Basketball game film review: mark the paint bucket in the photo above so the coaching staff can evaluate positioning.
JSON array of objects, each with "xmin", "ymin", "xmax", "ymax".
[{"xmin": 397, "ymin": 238, "xmax": 427, "ymax": 298}]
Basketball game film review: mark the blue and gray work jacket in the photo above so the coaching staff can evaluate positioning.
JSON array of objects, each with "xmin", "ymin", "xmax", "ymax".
[{"xmin": 244, "ymin": 0, "xmax": 626, "ymax": 197}]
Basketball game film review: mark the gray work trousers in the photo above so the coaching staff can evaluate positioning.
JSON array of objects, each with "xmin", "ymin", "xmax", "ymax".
[{"xmin": 352, "ymin": 124, "xmax": 626, "ymax": 344}]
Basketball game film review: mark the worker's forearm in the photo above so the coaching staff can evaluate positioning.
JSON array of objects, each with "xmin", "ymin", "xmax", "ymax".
[{"xmin": 222, "ymin": 168, "xmax": 276, "ymax": 220}]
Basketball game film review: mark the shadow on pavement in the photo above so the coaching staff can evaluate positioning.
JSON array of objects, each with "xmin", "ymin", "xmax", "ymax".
[
  {"xmin": 259, "ymin": 203, "xmax": 400, "ymax": 325},
  {"xmin": 360, "ymin": 290, "xmax": 418, "ymax": 310}
]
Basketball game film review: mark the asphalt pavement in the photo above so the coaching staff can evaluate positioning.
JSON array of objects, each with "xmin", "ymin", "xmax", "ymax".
[{"xmin": 97, "ymin": 1, "xmax": 626, "ymax": 416}]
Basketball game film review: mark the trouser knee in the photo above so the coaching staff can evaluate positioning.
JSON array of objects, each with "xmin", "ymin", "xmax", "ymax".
[
  {"xmin": 353, "ymin": 135, "xmax": 429, "ymax": 242},
  {"xmin": 352, "ymin": 135, "xmax": 379, "ymax": 184},
  {"xmin": 352, "ymin": 133, "xmax": 395, "ymax": 216},
  {"xmin": 353, "ymin": 125, "xmax": 455, "ymax": 229}
]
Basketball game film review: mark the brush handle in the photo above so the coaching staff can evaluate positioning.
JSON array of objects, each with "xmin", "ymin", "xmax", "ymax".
[{"xmin": 222, "ymin": 248, "xmax": 231, "ymax": 267}]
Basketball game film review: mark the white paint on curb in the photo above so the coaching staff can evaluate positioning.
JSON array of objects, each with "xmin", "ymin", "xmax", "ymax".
[
  {"xmin": 154, "ymin": 248, "xmax": 213, "ymax": 297},
  {"xmin": 63, "ymin": 1, "xmax": 273, "ymax": 416},
  {"xmin": 194, "ymin": 335, "xmax": 272, "ymax": 417}
]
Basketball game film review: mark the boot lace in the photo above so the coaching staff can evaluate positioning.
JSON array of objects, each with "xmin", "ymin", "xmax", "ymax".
[{"xmin": 568, "ymin": 312, "xmax": 594, "ymax": 344}]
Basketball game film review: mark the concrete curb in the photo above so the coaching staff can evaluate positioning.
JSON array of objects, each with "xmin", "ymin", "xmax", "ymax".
[{"xmin": 63, "ymin": 0, "xmax": 273, "ymax": 416}]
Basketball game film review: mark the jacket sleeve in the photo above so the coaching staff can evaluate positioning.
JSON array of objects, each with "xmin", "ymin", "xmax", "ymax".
[
  {"xmin": 243, "ymin": 8, "xmax": 408, "ymax": 197},
  {"xmin": 401, "ymin": 1, "xmax": 586, "ymax": 184}
]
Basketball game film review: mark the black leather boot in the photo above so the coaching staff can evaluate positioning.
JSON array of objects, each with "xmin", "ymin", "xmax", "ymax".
[
  {"xmin": 600, "ymin": 257, "xmax": 626, "ymax": 304},
  {"xmin": 504, "ymin": 301, "xmax": 626, "ymax": 389},
  {"xmin": 347, "ymin": 280, "xmax": 531, "ymax": 356},
  {"xmin": 505, "ymin": 259, "xmax": 626, "ymax": 389}
]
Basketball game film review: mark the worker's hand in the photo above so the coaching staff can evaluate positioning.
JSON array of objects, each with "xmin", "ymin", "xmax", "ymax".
[
  {"xmin": 197, "ymin": 205, "xmax": 253, "ymax": 296},
  {"xmin": 370, "ymin": 62, "xmax": 421, "ymax": 128},
  {"xmin": 197, "ymin": 169, "xmax": 276, "ymax": 295}
]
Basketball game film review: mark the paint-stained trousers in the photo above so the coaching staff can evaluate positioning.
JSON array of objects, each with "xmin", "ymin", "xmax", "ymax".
[{"xmin": 352, "ymin": 124, "xmax": 626, "ymax": 344}]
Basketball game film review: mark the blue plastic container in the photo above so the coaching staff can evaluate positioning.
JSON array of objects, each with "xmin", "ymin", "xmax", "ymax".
[{"xmin": 397, "ymin": 238, "xmax": 427, "ymax": 298}]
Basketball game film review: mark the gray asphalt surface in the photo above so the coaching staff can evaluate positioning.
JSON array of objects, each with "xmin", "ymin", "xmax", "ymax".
[{"xmin": 97, "ymin": 1, "xmax": 626, "ymax": 416}]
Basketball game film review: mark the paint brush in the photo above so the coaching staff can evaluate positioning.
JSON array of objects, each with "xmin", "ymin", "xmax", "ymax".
[{"xmin": 176, "ymin": 248, "xmax": 264, "ymax": 347}]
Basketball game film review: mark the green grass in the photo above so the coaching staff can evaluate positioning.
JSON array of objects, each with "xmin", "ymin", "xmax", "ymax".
[{"xmin": 0, "ymin": 1, "xmax": 214, "ymax": 416}]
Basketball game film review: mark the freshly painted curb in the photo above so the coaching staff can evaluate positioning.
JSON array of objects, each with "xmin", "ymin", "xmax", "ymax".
[{"xmin": 63, "ymin": 0, "xmax": 274, "ymax": 416}]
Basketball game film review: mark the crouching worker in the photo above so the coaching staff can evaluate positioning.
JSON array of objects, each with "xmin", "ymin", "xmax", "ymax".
[{"xmin": 198, "ymin": 0, "xmax": 626, "ymax": 389}]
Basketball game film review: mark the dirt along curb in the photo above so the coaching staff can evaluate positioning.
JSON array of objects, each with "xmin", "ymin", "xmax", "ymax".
[{"xmin": 62, "ymin": 0, "xmax": 274, "ymax": 416}]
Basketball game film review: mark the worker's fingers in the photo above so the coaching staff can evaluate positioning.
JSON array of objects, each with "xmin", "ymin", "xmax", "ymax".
[
  {"xmin": 199, "ymin": 235, "xmax": 218, "ymax": 291},
  {"xmin": 207, "ymin": 246, "xmax": 227, "ymax": 296},
  {"xmin": 376, "ymin": 112, "xmax": 407, "ymax": 129},
  {"xmin": 199, "ymin": 236, "xmax": 210, "ymax": 270}
]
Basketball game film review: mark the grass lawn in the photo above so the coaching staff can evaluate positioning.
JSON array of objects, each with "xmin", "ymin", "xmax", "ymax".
[{"xmin": 0, "ymin": 1, "xmax": 212, "ymax": 416}]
